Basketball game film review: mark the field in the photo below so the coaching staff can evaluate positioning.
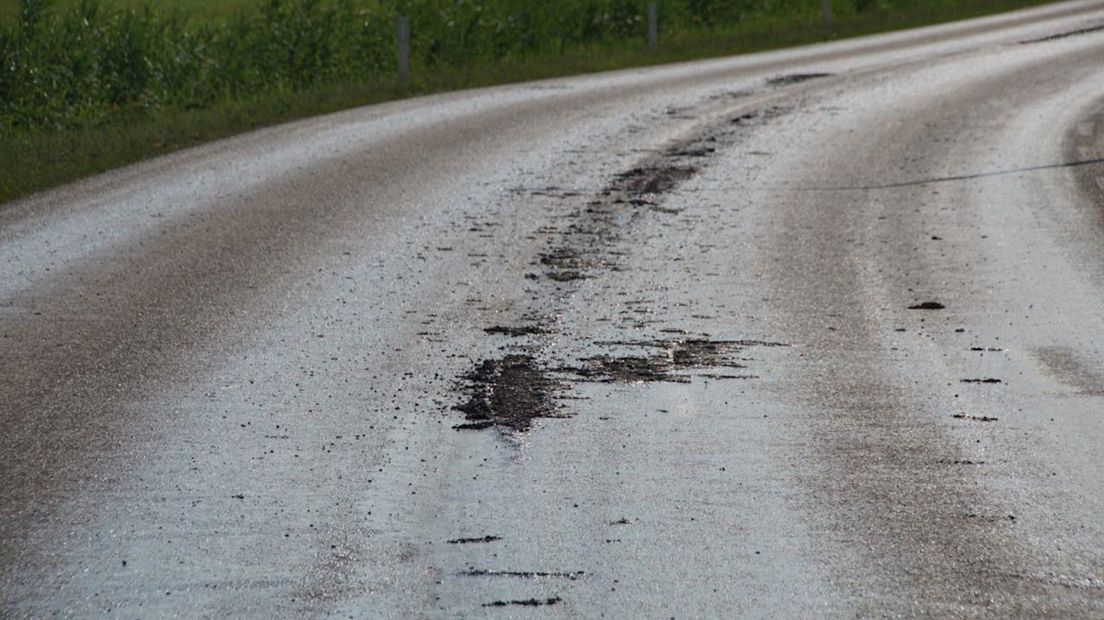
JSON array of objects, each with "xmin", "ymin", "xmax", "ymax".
[{"xmin": 0, "ymin": 0, "xmax": 1059, "ymax": 203}]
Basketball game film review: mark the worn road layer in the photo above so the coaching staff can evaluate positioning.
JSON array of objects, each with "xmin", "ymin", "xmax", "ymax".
[{"xmin": 4, "ymin": 2, "xmax": 1104, "ymax": 616}]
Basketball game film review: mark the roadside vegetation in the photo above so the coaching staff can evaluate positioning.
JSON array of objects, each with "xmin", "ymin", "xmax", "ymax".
[{"xmin": 0, "ymin": 0, "xmax": 1055, "ymax": 203}]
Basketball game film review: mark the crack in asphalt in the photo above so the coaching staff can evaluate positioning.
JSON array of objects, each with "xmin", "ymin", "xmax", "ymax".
[
  {"xmin": 1019, "ymin": 22, "xmax": 1104, "ymax": 44},
  {"xmin": 805, "ymin": 156, "xmax": 1104, "ymax": 190}
]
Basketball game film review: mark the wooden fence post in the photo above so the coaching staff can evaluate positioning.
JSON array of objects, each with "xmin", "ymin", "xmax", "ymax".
[
  {"xmin": 647, "ymin": 1, "xmax": 658, "ymax": 50},
  {"xmin": 397, "ymin": 15, "xmax": 410, "ymax": 84}
]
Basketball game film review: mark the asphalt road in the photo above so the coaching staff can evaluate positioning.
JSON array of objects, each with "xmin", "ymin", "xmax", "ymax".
[{"xmin": 4, "ymin": 2, "xmax": 1104, "ymax": 616}]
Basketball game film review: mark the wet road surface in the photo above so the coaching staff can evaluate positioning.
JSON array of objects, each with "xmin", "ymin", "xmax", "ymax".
[{"xmin": 4, "ymin": 2, "xmax": 1104, "ymax": 616}]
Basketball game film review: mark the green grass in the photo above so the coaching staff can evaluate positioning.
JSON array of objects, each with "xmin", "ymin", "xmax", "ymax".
[
  {"xmin": 1, "ymin": 0, "xmax": 262, "ymax": 22},
  {"xmin": 0, "ymin": 0, "xmax": 1060, "ymax": 204}
]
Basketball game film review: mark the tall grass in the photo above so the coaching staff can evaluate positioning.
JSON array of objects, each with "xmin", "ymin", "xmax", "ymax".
[
  {"xmin": 1, "ymin": 0, "xmax": 396, "ymax": 131},
  {"xmin": 0, "ymin": 0, "xmax": 1015, "ymax": 133},
  {"xmin": 0, "ymin": 0, "xmax": 1056, "ymax": 202}
]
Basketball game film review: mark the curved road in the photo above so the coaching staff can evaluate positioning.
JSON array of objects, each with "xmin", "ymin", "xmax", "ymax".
[{"xmin": 4, "ymin": 2, "xmax": 1104, "ymax": 616}]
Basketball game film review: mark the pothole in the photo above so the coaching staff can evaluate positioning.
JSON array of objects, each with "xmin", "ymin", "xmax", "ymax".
[
  {"xmin": 559, "ymin": 338, "xmax": 783, "ymax": 384},
  {"xmin": 612, "ymin": 165, "xmax": 699, "ymax": 196},
  {"xmin": 452, "ymin": 355, "xmax": 567, "ymax": 431},
  {"xmin": 767, "ymin": 72, "xmax": 833, "ymax": 86},
  {"xmin": 452, "ymin": 339, "xmax": 786, "ymax": 431}
]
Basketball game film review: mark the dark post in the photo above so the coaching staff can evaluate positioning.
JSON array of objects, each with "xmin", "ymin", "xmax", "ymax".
[
  {"xmin": 397, "ymin": 15, "xmax": 411, "ymax": 84},
  {"xmin": 821, "ymin": 0, "xmax": 832, "ymax": 27},
  {"xmin": 647, "ymin": 1, "xmax": 658, "ymax": 51}
]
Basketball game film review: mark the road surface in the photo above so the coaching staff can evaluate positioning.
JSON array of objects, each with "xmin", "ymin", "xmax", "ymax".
[{"xmin": 4, "ymin": 2, "xmax": 1104, "ymax": 616}]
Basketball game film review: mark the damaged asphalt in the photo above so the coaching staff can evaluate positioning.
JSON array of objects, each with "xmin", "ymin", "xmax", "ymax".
[{"xmin": 3, "ymin": 1, "xmax": 1104, "ymax": 616}]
